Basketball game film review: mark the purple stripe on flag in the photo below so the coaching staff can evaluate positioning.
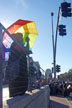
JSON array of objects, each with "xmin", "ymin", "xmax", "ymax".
[{"xmin": 2, "ymin": 45, "xmax": 5, "ymax": 59}]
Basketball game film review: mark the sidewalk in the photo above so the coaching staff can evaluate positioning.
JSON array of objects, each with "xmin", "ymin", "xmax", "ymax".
[{"xmin": 49, "ymin": 96, "xmax": 72, "ymax": 108}]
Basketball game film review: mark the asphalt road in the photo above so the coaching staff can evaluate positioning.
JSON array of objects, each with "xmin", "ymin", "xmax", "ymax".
[{"xmin": 49, "ymin": 96, "xmax": 72, "ymax": 108}]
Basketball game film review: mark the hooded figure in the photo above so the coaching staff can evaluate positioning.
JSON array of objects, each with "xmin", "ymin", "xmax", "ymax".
[{"xmin": 5, "ymin": 33, "xmax": 30, "ymax": 97}]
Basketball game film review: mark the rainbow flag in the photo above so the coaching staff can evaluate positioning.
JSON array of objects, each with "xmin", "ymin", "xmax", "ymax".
[{"xmin": 2, "ymin": 19, "xmax": 38, "ymax": 61}]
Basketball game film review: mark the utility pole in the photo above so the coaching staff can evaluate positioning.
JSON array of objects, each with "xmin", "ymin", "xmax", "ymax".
[
  {"xmin": 51, "ymin": 7, "xmax": 60, "ymax": 81},
  {"xmin": 51, "ymin": 12, "xmax": 55, "ymax": 79}
]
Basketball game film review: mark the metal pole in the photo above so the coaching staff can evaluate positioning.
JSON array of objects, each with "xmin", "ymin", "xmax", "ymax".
[
  {"xmin": 0, "ymin": 23, "xmax": 3, "ymax": 108},
  {"xmin": 54, "ymin": 7, "xmax": 60, "ymax": 81},
  {"xmin": 51, "ymin": 12, "xmax": 55, "ymax": 78},
  {"xmin": 27, "ymin": 56, "xmax": 32, "ymax": 92}
]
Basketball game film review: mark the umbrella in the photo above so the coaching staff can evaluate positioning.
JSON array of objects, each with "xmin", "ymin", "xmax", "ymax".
[{"xmin": 2, "ymin": 19, "xmax": 38, "ymax": 61}]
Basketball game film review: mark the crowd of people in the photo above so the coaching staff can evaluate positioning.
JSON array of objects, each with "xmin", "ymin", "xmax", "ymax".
[
  {"xmin": 49, "ymin": 80, "xmax": 72, "ymax": 97},
  {"xmin": 30, "ymin": 78, "xmax": 72, "ymax": 98}
]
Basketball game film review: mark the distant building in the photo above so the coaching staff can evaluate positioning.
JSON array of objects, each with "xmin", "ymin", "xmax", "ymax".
[
  {"xmin": 45, "ymin": 69, "xmax": 52, "ymax": 80},
  {"xmin": 29, "ymin": 57, "xmax": 36, "ymax": 83},
  {"xmin": 29, "ymin": 59, "xmax": 42, "ymax": 87},
  {"xmin": 33, "ymin": 61, "xmax": 40, "ymax": 69},
  {"xmin": 33, "ymin": 61, "xmax": 41, "ymax": 80}
]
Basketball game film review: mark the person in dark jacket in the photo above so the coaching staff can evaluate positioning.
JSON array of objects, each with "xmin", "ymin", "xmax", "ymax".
[{"xmin": 5, "ymin": 33, "xmax": 31, "ymax": 97}]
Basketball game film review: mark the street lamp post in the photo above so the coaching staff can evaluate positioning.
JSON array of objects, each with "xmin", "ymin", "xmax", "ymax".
[
  {"xmin": 51, "ymin": 7, "xmax": 60, "ymax": 81},
  {"xmin": 51, "ymin": 12, "xmax": 55, "ymax": 80}
]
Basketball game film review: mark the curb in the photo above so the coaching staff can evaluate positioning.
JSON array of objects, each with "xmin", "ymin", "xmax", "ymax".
[{"xmin": 65, "ymin": 98, "xmax": 72, "ymax": 108}]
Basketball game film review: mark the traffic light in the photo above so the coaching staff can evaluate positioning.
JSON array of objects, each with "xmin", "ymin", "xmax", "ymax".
[
  {"xmin": 52, "ymin": 67, "xmax": 54, "ymax": 73},
  {"xmin": 61, "ymin": 2, "xmax": 72, "ymax": 17},
  {"xmin": 58, "ymin": 24, "xmax": 66, "ymax": 36},
  {"xmin": 56, "ymin": 65, "xmax": 61, "ymax": 72}
]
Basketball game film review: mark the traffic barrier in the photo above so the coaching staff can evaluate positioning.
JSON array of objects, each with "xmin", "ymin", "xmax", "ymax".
[{"xmin": 7, "ymin": 85, "xmax": 50, "ymax": 108}]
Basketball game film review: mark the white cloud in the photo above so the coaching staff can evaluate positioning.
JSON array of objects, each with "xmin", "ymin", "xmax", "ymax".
[{"xmin": 15, "ymin": 0, "xmax": 28, "ymax": 9}]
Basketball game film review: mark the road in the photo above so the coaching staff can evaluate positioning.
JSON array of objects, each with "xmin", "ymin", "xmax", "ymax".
[{"xmin": 49, "ymin": 96, "xmax": 72, "ymax": 108}]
